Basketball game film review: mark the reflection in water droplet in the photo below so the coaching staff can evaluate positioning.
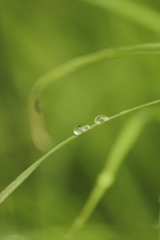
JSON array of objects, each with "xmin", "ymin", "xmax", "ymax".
[
  {"xmin": 74, "ymin": 124, "xmax": 90, "ymax": 136},
  {"xmin": 74, "ymin": 125, "xmax": 85, "ymax": 136},
  {"xmin": 94, "ymin": 115, "xmax": 109, "ymax": 125}
]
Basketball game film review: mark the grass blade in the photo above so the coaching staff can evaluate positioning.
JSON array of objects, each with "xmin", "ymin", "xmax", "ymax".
[
  {"xmin": 79, "ymin": 0, "xmax": 160, "ymax": 33},
  {"xmin": 65, "ymin": 111, "xmax": 150, "ymax": 239},
  {"xmin": 1, "ymin": 99, "xmax": 160, "ymax": 205},
  {"xmin": 29, "ymin": 43, "xmax": 160, "ymax": 151},
  {"xmin": 0, "ymin": 136, "xmax": 76, "ymax": 205}
]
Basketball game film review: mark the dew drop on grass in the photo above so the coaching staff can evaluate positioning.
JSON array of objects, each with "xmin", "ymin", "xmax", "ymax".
[
  {"xmin": 74, "ymin": 125, "xmax": 90, "ymax": 136},
  {"xmin": 94, "ymin": 115, "xmax": 109, "ymax": 125},
  {"xmin": 74, "ymin": 125, "xmax": 85, "ymax": 135}
]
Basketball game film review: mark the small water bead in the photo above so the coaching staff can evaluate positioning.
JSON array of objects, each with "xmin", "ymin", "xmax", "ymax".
[
  {"xmin": 94, "ymin": 115, "xmax": 109, "ymax": 125},
  {"xmin": 74, "ymin": 125, "xmax": 85, "ymax": 136},
  {"xmin": 73, "ymin": 124, "xmax": 90, "ymax": 136}
]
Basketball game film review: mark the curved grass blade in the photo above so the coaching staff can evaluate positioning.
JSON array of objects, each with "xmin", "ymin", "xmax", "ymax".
[
  {"xmin": 79, "ymin": 0, "xmax": 160, "ymax": 33},
  {"xmin": 65, "ymin": 111, "xmax": 151, "ymax": 239},
  {"xmin": 1, "ymin": 99, "xmax": 160, "ymax": 205},
  {"xmin": 29, "ymin": 43, "xmax": 160, "ymax": 151}
]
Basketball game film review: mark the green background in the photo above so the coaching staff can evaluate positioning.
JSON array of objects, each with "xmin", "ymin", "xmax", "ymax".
[{"xmin": 0, "ymin": 0, "xmax": 160, "ymax": 239}]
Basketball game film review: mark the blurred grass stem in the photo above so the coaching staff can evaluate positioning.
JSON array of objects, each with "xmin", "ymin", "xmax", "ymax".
[
  {"xmin": 80, "ymin": 0, "xmax": 160, "ymax": 33},
  {"xmin": 65, "ymin": 112, "xmax": 150, "ymax": 239}
]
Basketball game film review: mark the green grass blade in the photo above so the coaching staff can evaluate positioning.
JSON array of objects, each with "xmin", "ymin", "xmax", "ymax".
[
  {"xmin": 0, "ymin": 136, "xmax": 76, "ymax": 205},
  {"xmin": 29, "ymin": 43, "xmax": 160, "ymax": 151},
  {"xmin": 65, "ymin": 111, "xmax": 150, "ymax": 239},
  {"xmin": 79, "ymin": 0, "xmax": 160, "ymax": 33},
  {"xmin": 1, "ymin": 99, "xmax": 160, "ymax": 205}
]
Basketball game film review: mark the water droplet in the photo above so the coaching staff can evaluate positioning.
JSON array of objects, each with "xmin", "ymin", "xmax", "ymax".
[
  {"xmin": 73, "ymin": 124, "xmax": 90, "ymax": 135},
  {"xmin": 74, "ymin": 125, "xmax": 85, "ymax": 136},
  {"xmin": 83, "ymin": 125, "xmax": 90, "ymax": 131},
  {"xmin": 94, "ymin": 115, "xmax": 109, "ymax": 125}
]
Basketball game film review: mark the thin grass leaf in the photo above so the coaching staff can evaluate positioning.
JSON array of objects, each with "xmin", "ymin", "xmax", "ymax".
[
  {"xmin": 65, "ymin": 111, "xmax": 151, "ymax": 239},
  {"xmin": 29, "ymin": 43, "xmax": 160, "ymax": 151},
  {"xmin": 0, "ymin": 136, "xmax": 76, "ymax": 205},
  {"xmin": 1, "ymin": 99, "xmax": 160, "ymax": 205},
  {"xmin": 79, "ymin": 0, "xmax": 160, "ymax": 33}
]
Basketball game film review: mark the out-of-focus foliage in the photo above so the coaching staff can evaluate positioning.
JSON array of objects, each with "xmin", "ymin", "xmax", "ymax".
[{"xmin": 0, "ymin": 0, "xmax": 160, "ymax": 239}]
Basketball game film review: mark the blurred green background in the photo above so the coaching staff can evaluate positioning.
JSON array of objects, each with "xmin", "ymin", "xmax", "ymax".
[{"xmin": 0, "ymin": 0, "xmax": 160, "ymax": 239}]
